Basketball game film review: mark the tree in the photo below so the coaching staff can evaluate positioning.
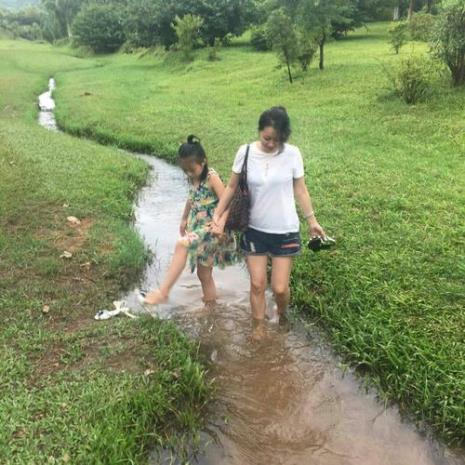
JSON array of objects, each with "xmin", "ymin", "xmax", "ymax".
[
  {"xmin": 171, "ymin": 14, "xmax": 203, "ymax": 60},
  {"xmin": 408, "ymin": 0, "xmax": 415, "ymax": 19},
  {"xmin": 72, "ymin": 3, "xmax": 125, "ymax": 53},
  {"xmin": 266, "ymin": 9, "xmax": 299, "ymax": 83},
  {"xmin": 41, "ymin": 0, "xmax": 82, "ymax": 39},
  {"xmin": 123, "ymin": 0, "xmax": 162, "ymax": 48},
  {"xmin": 431, "ymin": 0, "xmax": 465, "ymax": 86},
  {"xmin": 388, "ymin": 20, "xmax": 408, "ymax": 53},
  {"xmin": 123, "ymin": 0, "xmax": 255, "ymax": 49},
  {"xmin": 298, "ymin": 0, "xmax": 352, "ymax": 70}
]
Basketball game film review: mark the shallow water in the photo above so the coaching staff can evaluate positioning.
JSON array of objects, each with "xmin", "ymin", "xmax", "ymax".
[{"xmin": 38, "ymin": 80, "xmax": 464, "ymax": 465}]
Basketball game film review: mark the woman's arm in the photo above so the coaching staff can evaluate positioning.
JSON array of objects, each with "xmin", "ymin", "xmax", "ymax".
[{"xmin": 293, "ymin": 177, "xmax": 325, "ymax": 237}]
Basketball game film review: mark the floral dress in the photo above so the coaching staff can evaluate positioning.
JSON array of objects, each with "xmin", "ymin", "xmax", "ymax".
[{"xmin": 184, "ymin": 169, "xmax": 242, "ymax": 272}]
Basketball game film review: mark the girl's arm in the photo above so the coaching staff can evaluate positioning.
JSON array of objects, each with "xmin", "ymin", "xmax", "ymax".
[
  {"xmin": 293, "ymin": 177, "xmax": 325, "ymax": 237},
  {"xmin": 208, "ymin": 172, "xmax": 235, "ymax": 233},
  {"xmin": 211, "ymin": 172, "xmax": 240, "ymax": 227},
  {"xmin": 179, "ymin": 199, "xmax": 191, "ymax": 236}
]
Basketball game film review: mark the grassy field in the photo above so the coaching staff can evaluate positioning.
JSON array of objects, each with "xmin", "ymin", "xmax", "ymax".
[
  {"xmin": 0, "ymin": 40, "xmax": 212, "ymax": 464},
  {"xmin": 48, "ymin": 22, "xmax": 465, "ymax": 445}
]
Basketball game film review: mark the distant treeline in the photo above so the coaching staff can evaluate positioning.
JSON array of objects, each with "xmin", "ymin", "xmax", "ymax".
[{"xmin": 0, "ymin": 0, "xmax": 440, "ymax": 47}]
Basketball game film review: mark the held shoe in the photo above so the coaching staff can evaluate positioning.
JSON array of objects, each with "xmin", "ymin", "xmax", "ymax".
[{"xmin": 308, "ymin": 235, "xmax": 336, "ymax": 252}]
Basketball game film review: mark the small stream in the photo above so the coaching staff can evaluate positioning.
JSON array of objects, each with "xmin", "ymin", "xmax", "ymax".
[{"xmin": 39, "ymin": 79, "xmax": 464, "ymax": 465}]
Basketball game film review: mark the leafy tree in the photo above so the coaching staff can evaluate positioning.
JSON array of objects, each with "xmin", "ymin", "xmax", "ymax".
[
  {"xmin": 72, "ymin": 3, "xmax": 125, "ymax": 53},
  {"xmin": 266, "ymin": 8, "xmax": 299, "ymax": 83},
  {"xmin": 122, "ymin": 0, "xmax": 162, "ymax": 48},
  {"xmin": 409, "ymin": 11, "xmax": 436, "ymax": 40},
  {"xmin": 171, "ymin": 14, "xmax": 203, "ymax": 60},
  {"xmin": 41, "ymin": 0, "xmax": 82, "ymax": 38},
  {"xmin": 298, "ymin": 0, "xmax": 352, "ymax": 70},
  {"xmin": 0, "ymin": 6, "xmax": 42, "ymax": 39},
  {"xmin": 388, "ymin": 20, "xmax": 408, "ymax": 53},
  {"xmin": 123, "ymin": 0, "xmax": 254, "ymax": 49},
  {"xmin": 250, "ymin": 24, "xmax": 270, "ymax": 50},
  {"xmin": 431, "ymin": 0, "xmax": 465, "ymax": 86},
  {"xmin": 296, "ymin": 29, "xmax": 317, "ymax": 71}
]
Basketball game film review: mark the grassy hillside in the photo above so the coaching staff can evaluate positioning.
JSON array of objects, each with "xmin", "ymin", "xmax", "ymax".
[
  {"xmin": 0, "ymin": 39, "xmax": 212, "ymax": 464},
  {"xmin": 51, "ymin": 23, "xmax": 465, "ymax": 445}
]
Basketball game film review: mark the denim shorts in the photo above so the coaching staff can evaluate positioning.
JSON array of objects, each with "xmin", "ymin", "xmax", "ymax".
[{"xmin": 240, "ymin": 227, "xmax": 301, "ymax": 257}]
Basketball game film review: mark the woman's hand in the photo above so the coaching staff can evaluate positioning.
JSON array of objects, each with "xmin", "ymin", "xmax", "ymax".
[
  {"xmin": 308, "ymin": 217, "xmax": 325, "ymax": 238},
  {"xmin": 179, "ymin": 219, "xmax": 188, "ymax": 236}
]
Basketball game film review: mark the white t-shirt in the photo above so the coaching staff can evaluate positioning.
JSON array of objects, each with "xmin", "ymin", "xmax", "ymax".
[{"xmin": 232, "ymin": 142, "xmax": 305, "ymax": 234}]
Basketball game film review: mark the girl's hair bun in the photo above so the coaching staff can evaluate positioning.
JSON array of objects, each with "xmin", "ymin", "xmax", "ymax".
[{"xmin": 187, "ymin": 134, "xmax": 200, "ymax": 144}]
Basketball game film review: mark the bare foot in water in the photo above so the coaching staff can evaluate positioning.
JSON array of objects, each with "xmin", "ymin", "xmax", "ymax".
[
  {"xmin": 250, "ymin": 319, "xmax": 268, "ymax": 342},
  {"xmin": 266, "ymin": 305, "xmax": 280, "ymax": 324},
  {"xmin": 142, "ymin": 289, "xmax": 168, "ymax": 305}
]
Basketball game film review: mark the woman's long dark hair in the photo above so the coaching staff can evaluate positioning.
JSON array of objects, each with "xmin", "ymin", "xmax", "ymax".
[
  {"xmin": 178, "ymin": 135, "xmax": 209, "ymax": 183},
  {"xmin": 258, "ymin": 106, "xmax": 291, "ymax": 143}
]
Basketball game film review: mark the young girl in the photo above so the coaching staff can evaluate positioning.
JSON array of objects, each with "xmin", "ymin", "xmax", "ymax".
[{"xmin": 138, "ymin": 135, "xmax": 240, "ymax": 306}]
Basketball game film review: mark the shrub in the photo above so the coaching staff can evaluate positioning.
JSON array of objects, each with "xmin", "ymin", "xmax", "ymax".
[
  {"xmin": 388, "ymin": 21, "xmax": 408, "ymax": 54},
  {"xmin": 409, "ymin": 12, "xmax": 436, "ymax": 41},
  {"xmin": 250, "ymin": 25, "xmax": 270, "ymax": 51},
  {"xmin": 430, "ymin": 0, "xmax": 465, "ymax": 86},
  {"xmin": 388, "ymin": 53, "xmax": 435, "ymax": 104},
  {"xmin": 207, "ymin": 37, "xmax": 221, "ymax": 61},
  {"xmin": 297, "ymin": 31, "xmax": 317, "ymax": 72},
  {"xmin": 171, "ymin": 14, "xmax": 203, "ymax": 61},
  {"xmin": 72, "ymin": 4, "xmax": 125, "ymax": 53}
]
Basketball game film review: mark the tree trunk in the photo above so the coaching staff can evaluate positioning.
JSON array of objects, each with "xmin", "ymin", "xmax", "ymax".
[
  {"xmin": 393, "ymin": 6, "xmax": 399, "ymax": 20},
  {"xmin": 319, "ymin": 33, "xmax": 325, "ymax": 70},
  {"xmin": 286, "ymin": 59, "xmax": 293, "ymax": 84},
  {"xmin": 452, "ymin": 59, "xmax": 465, "ymax": 86},
  {"xmin": 426, "ymin": 0, "xmax": 433, "ymax": 13},
  {"xmin": 407, "ymin": 0, "xmax": 415, "ymax": 20}
]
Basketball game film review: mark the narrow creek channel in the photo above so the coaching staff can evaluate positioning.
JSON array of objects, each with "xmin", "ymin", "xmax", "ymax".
[{"xmin": 39, "ymin": 79, "xmax": 464, "ymax": 465}]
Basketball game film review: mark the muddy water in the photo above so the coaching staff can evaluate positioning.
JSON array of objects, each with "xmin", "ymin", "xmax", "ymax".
[{"xmin": 38, "ymin": 81, "xmax": 464, "ymax": 465}]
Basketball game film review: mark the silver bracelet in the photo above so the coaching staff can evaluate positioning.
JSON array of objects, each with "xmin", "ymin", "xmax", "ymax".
[{"xmin": 303, "ymin": 211, "xmax": 315, "ymax": 219}]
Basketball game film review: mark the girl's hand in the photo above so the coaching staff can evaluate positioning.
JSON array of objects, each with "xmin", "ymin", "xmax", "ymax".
[
  {"xmin": 212, "ymin": 212, "xmax": 221, "ymax": 227},
  {"xmin": 179, "ymin": 219, "xmax": 188, "ymax": 236},
  {"xmin": 210, "ymin": 221, "xmax": 225, "ymax": 237}
]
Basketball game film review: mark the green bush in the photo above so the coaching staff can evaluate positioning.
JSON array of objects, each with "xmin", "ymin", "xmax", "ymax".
[
  {"xmin": 388, "ymin": 21, "xmax": 408, "ymax": 54},
  {"xmin": 297, "ymin": 31, "xmax": 317, "ymax": 72},
  {"xmin": 430, "ymin": 0, "xmax": 465, "ymax": 86},
  {"xmin": 389, "ymin": 53, "xmax": 435, "ymax": 104},
  {"xmin": 72, "ymin": 4, "xmax": 125, "ymax": 53},
  {"xmin": 207, "ymin": 37, "xmax": 221, "ymax": 61},
  {"xmin": 171, "ymin": 14, "xmax": 203, "ymax": 61},
  {"xmin": 250, "ymin": 25, "xmax": 270, "ymax": 51},
  {"xmin": 409, "ymin": 12, "xmax": 436, "ymax": 41}
]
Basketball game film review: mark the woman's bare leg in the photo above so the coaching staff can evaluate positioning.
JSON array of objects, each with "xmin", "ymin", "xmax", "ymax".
[
  {"xmin": 197, "ymin": 263, "xmax": 217, "ymax": 303},
  {"xmin": 246, "ymin": 255, "xmax": 268, "ymax": 320},
  {"xmin": 270, "ymin": 256, "xmax": 293, "ymax": 316},
  {"xmin": 144, "ymin": 240, "xmax": 188, "ymax": 304}
]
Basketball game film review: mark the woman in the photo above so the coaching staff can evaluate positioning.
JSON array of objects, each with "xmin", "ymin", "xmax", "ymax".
[{"xmin": 212, "ymin": 106, "xmax": 325, "ymax": 333}]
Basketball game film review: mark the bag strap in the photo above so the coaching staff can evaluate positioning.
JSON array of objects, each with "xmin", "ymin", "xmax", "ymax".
[{"xmin": 239, "ymin": 144, "xmax": 249, "ymax": 189}]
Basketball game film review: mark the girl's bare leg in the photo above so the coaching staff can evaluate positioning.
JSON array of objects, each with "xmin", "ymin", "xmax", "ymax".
[
  {"xmin": 144, "ymin": 240, "xmax": 188, "ymax": 304},
  {"xmin": 197, "ymin": 263, "xmax": 217, "ymax": 303},
  {"xmin": 270, "ymin": 256, "xmax": 293, "ymax": 316},
  {"xmin": 246, "ymin": 255, "xmax": 268, "ymax": 320}
]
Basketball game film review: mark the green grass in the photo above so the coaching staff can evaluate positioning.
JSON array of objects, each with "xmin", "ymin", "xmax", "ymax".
[
  {"xmin": 46, "ymin": 23, "xmax": 464, "ymax": 445},
  {"xmin": 0, "ymin": 38, "xmax": 212, "ymax": 464}
]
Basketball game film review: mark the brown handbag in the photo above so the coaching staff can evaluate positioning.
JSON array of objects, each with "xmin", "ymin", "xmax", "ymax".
[{"xmin": 224, "ymin": 145, "xmax": 250, "ymax": 232}]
